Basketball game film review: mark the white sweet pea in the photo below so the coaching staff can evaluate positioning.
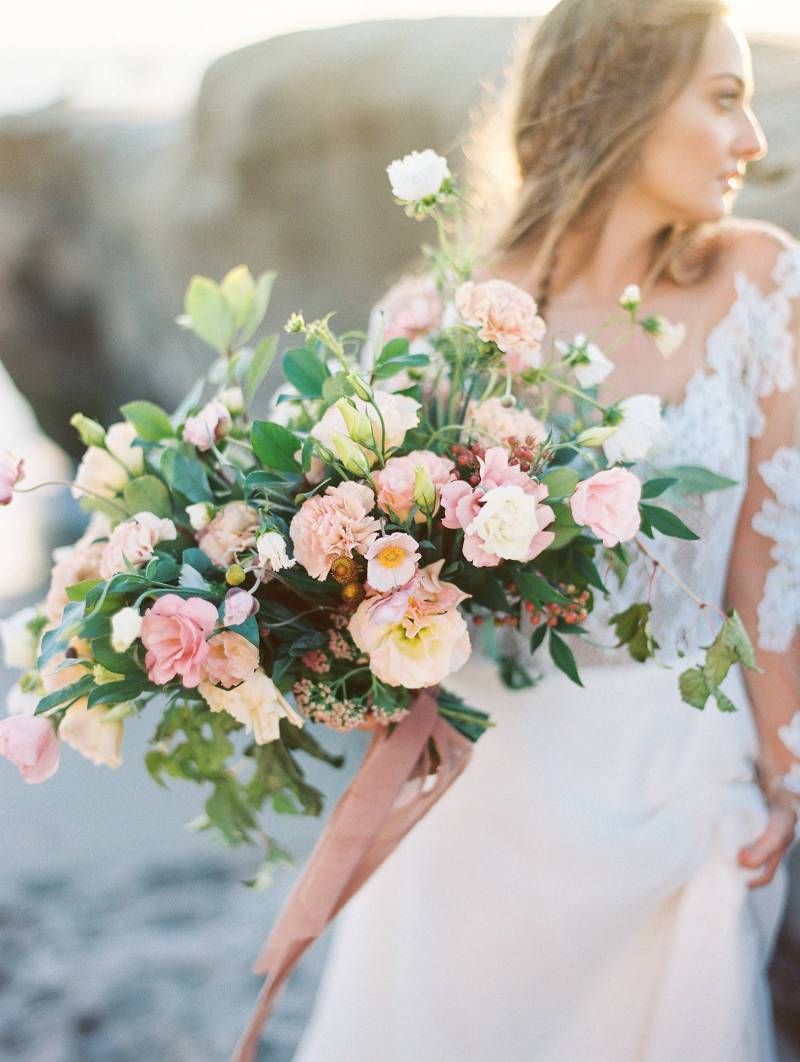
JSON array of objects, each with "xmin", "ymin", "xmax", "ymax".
[
  {"xmin": 619, "ymin": 284, "xmax": 641, "ymax": 312},
  {"xmin": 649, "ymin": 317, "xmax": 687, "ymax": 359},
  {"xmin": 0, "ymin": 606, "xmax": 39, "ymax": 670},
  {"xmin": 186, "ymin": 502, "xmax": 214, "ymax": 531},
  {"xmin": 602, "ymin": 394, "xmax": 666, "ymax": 464},
  {"xmin": 386, "ymin": 149, "xmax": 450, "ymax": 202},
  {"xmin": 6, "ymin": 682, "xmax": 39, "ymax": 716},
  {"xmin": 466, "ymin": 485, "xmax": 543, "ymax": 561},
  {"xmin": 257, "ymin": 531, "xmax": 296, "ymax": 572},
  {"xmin": 111, "ymin": 607, "xmax": 143, "ymax": 652},
  {"xmin": 555, "ymin": 333, "xmax": 614, "ymax": 388}
]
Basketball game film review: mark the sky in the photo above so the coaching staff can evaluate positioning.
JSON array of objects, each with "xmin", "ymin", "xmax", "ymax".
[{"xmin": 3, "ymin": 0, "xmax": 799, "ymax": 114}]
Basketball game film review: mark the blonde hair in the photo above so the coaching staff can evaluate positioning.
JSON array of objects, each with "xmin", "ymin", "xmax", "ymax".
[{"xmin": 462, "ymin": 0, "xmax": 730, "ymax": 313}]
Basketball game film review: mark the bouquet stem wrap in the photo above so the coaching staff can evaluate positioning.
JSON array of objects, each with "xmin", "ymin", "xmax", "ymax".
[{"xmin": 232, "ymin": 687, "xmax": 473, "ymax": 1061}]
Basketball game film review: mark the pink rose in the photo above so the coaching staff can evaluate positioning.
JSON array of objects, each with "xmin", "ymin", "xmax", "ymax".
[
  {"xmin": 100, "ymin": 511, "xmax": 177, "ymax": 580},
  {"xmin": 455, "ymin": 279, "xmax": 546, "ymax": 375},
  {"xmin": 290, "ymin": 481, "xmax": 381, "ymax": 580},
  {"xmin": 478, "ymin": 446, "xmax": 535, "ymax": 491},
  {"xmin": 182, "ymin": 400, "xmax": 232, "ymax": 451},
  {"xmin": 141, "ymin": 594, "xmax": 219, "ymax": 687},
  {"xmin": 0, "ymin": 714, "xmax": 60, "ymax": 783},
  {"xmin": 376, "ymin": 274, "xmax": 443, "ymax": 343},
  {"xmin": 223, "ymin": 588, "xmax": 259, "ymax": 627},
  {"xmin": 0, "ymin": 451, "xmax": 24, "ymax": 505},
  {"xmin": 204, "ymin": 631, "xmax": 260, "ymax": 689},
  {"xmin": 374, "ymin": 450, "xmax": 455, "ymax": 522},
  {"xmin": 197, "ymin": 501, "xmax": 260, "ymax": 569},
  {"xmin": 570, "ymin": 467, "xmax": 642, "ymax": 548}
]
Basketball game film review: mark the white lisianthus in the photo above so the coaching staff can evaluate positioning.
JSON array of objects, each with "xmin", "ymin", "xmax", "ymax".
[
  {"xmin": 111, "ymin": 607, "xmax": 143, "ymax": 652},
  {"xmin": 72, "ymin": 421, "xmax": 143, "ymax": 500},
  {"xmin": 257, "ymin": 531, "xmax": 296, "ymax": 572},
  {"xmin": 619, "ymin": 284, "xmax": 641, "ymax": 312},
  {"xmin": 602, "ymin": 395, "xmax": 666, "ymax": 464},
  {"xmin": 555, "ymin": 333, "xmax": 614, "ymax": 388},
  {"xmin": 6, "ymin": 682, "xmax": 39, "ymax": 716},
  {"xmin": 649, "ymin": 317, "xmax": 687, "ymax": 359},
  {"xmin": 0, "ymin": 606, "xmax": 40, "ymax": 670},
  {"xmin": 218, "ymin": 386, "xmax": 245, "ymax": 414},
  {"xmin": 466, "ymin": 485, "xmax": 544, "ymax": 561},
  {"xmin": 199, "ymin": 668, "xmax": 304, "ymax": 745},
  {"xmin": 386, "ymin": 149, "xmax": 450, "ymax": 202},
  {"xmin": 186, "ymin": 502, "xmax": 214, "ymax": 531}
]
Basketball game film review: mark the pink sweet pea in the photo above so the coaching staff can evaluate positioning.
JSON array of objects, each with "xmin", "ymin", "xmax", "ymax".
[
  {"xmin": 0, "ymin": 452, "xmax": 24, "ymax": 505},
  {"xmin": 182, "ymin": 400, "xmax": 232, "ymax": 451},
  {"xmin": 0, "ymin": 714, "xmax": 60, "ymax": 783},
  {"xmin": 569, "ymin": 467, "xmax": 642, "ymax": 548},
  {"xmin": 223, "ymin": 588, "xmax": 259, "ymax": 627},
  {"xmin": 141, "ymin": 594, "xmax": 218, "ymax": 687}
]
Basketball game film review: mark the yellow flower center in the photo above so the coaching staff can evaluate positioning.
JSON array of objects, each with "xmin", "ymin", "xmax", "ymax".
[{"xmin": 378, "ymin": 545, "xmax": 406, "ymax": 568}]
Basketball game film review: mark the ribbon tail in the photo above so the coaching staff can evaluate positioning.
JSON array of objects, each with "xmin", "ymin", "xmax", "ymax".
[{"xmin": 231, "ymin": 689, "xmax": 473, "ymax": 1062}]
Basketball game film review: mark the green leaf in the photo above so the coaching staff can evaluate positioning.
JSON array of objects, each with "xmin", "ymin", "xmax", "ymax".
[
  {"xmin": 279, "ymin": 718, "xmax": 345, "ymax": 768},
  {"xmin": 282, "ymin": 348, "xmax": 330, "ymax": 398},
  {"xmin": 541, "ymin": 467, "xmax": 580, "ymax": 499},
  {"xmin": 571, "ymin": 551, "xmax": 606, "ymax": 593},
  {"xmin": 515, "ymin": 571, "xmax": 572, "ymax": 606},
  {"xmin": 123, "ymin": 475, "xmax": 173, "ymax": 519},
  {"xmin": 372, "ymin": 353, "xmax": 430, "ymax": 380},
  {"xmin": 220, "ymin": 265, "xmax": 256, "ymax": 329},
  {"xmin": 529, "ymin": 622, "xmax": 548, "ymax": 653},
  {"xmin": 457, "ymin": 566, "xmax": 509, "ymax": 611},
  {"xmin": 120, "ymin": 401, "xmax": 175, "ymax": 442},
  {"xmin": 321, "ymin": 372, "xmax": 354, "ymax": 405},
  {"xmin": 499, "ymin": 655, "xmax": 535, "ymax": 689},
  {"xmin": 375, "ymin": 337, "xmax": 410, "ymax": 364},
  {"xmin": 241, "ymin": 335, "xmax": 277, "ymax": 405},
  {"xmin": 548, "ymin": 630, "xmax": 583, "ymax": 687},
  {"xmin": 251, "ymin": 421, "xmax": 302, "ymax": 473},
  {"xmin": 91, "ymin": 638, "xmax": 142, "ymax": 675},
  {"xmin": 640, "ymin": 476, "xmax": 678, "ymax": 499},
  {"xmin": 182, "ymin": 547, "xmax": 220, "ymax": 578},
  {"xmin": 87, "ymin": 676, "xmax": 149, "ymax": 708},
  {"xmin": 610, "ymin": 602, "xmax": 660, "ymax": 662},
  {"xmin": 35, "ymin": 674, "xmax": 95, "ymax": 715},
  {"xmin": 679, "ymin": 665, "xmax": 710, "ymax": 710},
  {"xmin": 65, "ymin": 577, "xmax": 103, "ymax": 602},
  {"xmin": 712, "ymin": 688, "xmax": 737, "ymax": 713},
  {"xmin": 160, "ymin": 449, "xmax": 212, "ymax": 504},
  {"xmin": 639, "ymin": 504, "xmax": 699, "ymax": 541},
  {"xmin": 661, "ymin": 465, "xmax": 738, "ymax": 497},
  {"xmin": 238, "ymin": 271, "xmax": 277, "ymax": 345},
  {"xmin": 184, "ymin": 275, "xmax": 237, "ymax": 356}
]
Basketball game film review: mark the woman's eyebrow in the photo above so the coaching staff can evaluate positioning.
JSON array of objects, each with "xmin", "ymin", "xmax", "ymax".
[{"xmin": 706, "ymin": 72, "xmax": 745, "ymax": 89}]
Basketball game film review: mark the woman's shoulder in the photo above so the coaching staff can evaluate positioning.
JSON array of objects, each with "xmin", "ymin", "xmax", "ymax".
[{"xmin": 714, "ymin": 217, "xmax": 799, "ymax": 290}]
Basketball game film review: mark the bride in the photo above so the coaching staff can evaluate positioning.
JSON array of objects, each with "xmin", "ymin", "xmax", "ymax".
[{"xmin": 294, "ymin": 2, "xmax": 799, "ymax": 1059}]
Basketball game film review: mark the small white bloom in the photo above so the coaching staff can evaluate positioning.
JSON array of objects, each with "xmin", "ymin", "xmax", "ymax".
[
  {"xmin": 619, "ymin": 284, "xmax": 641, "ymax": 312},
  {"xmin": 386, "ymin": 149, "xmax": 450, "ymax": 202},
  {"xmin": 467, "ymin": 485, "xmax": 543, "ymax": 561},
  {"xmin": 105, "ymin": 422, "xmax": 145, "ymax": 476},
  {"xmin": 0, "ymin": 606, "xmax": 40, "ymax": 670},
  {"xmin": 365, "ymin": 532, "xmax": 420, "ymax": 592},
  {"xmin": 6, "ymin": 682, "xmax": 39, "ymax": 716},
  {"xmin": 111, "ymin": 607, "xmax": 143, "ymax": 652},
  {"xmin": 602, "ymin": 394, "xmax": 666, "ymax": 464},
  {"xmin": 257, "ymin": 531, "xmax": 296, "ymax": 572},
  {"xmin": 650, "ymin": 317, "xmax": 687, "ymax": 359},
  {"xmin": 186, "ymin": 502, "xmax": 214, "ymax": 531},
  {"xmin": 218, "ymin": 386, "xmax": 245, "ymax": 415},
  {"xmin": 556, "ymin": 333, "xmax": 614, "ymax": 388}
]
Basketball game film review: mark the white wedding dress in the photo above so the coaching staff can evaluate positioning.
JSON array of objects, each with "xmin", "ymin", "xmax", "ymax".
[{"xmin": 293, "ymin": 239, "xmax": 800, "ymax": 1062}]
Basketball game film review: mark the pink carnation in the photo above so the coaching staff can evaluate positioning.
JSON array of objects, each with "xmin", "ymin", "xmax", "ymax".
[
  {"xmin": 570, "ymin": 467, "xmax": 642, "ymax": 548},
  {"xmin": 204, "ymin": 631, "xmax": 260, "ymax": 689},
  {"xmin": 289, "ymin": 481, "xmax": 381, "ymax": 581},
  {"xmin": 100, "ymin": 511, "xmax": 177, "ymax": 580},
  {"xmin": 373, "ymin": 450, "xmax": 455, "ymax": 522},
  {"xmin": 377, "ymin": 274, "xmax": 443, "ymax": 343},
  {"xmin": 141, "ymin": 594, "xmax": 218, "ymax": 687},
  {"xmin": 455, "ymin": 279, "xmax": 546, "ymax": 375},
  {"xmin": 0, "ymin": 451, "xmax": 24, "ymax": 506},
  {"xmin": 182, "ymin": 400, "xmax": 232, "ymax": 451},
  {"xmin": 46, "ymin": 513, "xmax": 110, "ymax": 623},
  {"xmin": 0, "ymin": 714, "xmax": 60, "ymax": 784},
  {"xmin": 466, "ymin": 397, "xmax": 547, "ymax": 447},
  {"xmin": 198, "ymin": 501, "xmax": 260, "ymax": 569}
]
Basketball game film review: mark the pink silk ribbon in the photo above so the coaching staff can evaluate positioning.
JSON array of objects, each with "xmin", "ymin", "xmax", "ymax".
[{"xmin": 232, "ymin": 687, "xmax": 473, "ymax": 1061}]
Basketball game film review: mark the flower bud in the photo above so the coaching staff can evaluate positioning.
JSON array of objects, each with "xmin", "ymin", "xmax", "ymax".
[
  {"xmin": 111, "ymin": 607, "xmax": 143, "ymax": 652},
  {"xmin": 70, "ymin": 413, "xmax": 106, "ymax": 448},
  {"xmin": 93, "ymin": 663, "xmax": 124, "ymax": 686},
  {"xmin": 226, "ymin": 563, "xmax": 246, "ymax": 586},
  {"xmin": 341, "ymin": 581, "xmax": 365, "ymax": 606},
  {"xmin": 413, "ymin": 463, "xmax": 436, "ymax": 515},
  {"xmin": 218, "ymin": 386, "xmax": 245, "ymax": 414},
  {"xmin": 331, "ymin": 434, "xmax": 372, "ymax": 476},
  {"xmin": 186, "ymin": 502, "xmax": 214, "ymax": 531},
  {"xmin": 348, "ymin": 374, "xmax": 374, "ymax": 403},
  {"xmin": 285, "ymin": 312, "xmax": 306, "ymax": 334},
  {"xmin": 618, "ymin": 284, "xmax": 641, "ymax": 313},
  {"xmin": 335, "ymin": 399, "xmax": 374, "ymax": 447},
  {"xmin": 330, "ymin": 556, "xmax": 359, "ymax": 584},
  {"xmin": 576, "ymin": 425, "xmax": 619, "ymax": 448}
]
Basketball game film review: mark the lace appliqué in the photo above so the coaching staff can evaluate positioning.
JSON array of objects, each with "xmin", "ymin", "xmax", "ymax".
[{"xmin": 752, "ymin": 446, "xmax": 800, "ymax": 653}]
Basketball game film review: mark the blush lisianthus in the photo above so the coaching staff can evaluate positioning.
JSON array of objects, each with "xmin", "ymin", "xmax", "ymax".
[
  {"xmin": 455, "ymin": 279, "xmax": 546, "ymax": 375},
  {"xmin": 204, "ymin": 631, "xmax": 260, "ymax": 689},
  {"xmin": 373, "ymin": 450, "xmax": 455, "ymax": 523},
  {"xmin": 59, "ymin": 701, "xmax": 124, "ymax": 768},
  {"xmin": 99, "ymin": 511, "xmax": 177, "ymax": 580},
  {"xmin": 570, "ymin": 467, "xmax": 642, "ymax": 548},
  {"xmin": 199, "ymin": 668, "xmax": 305, "ymax": 745},
  {"xmin": 0, "ymin": 715, "xmax": 60, "ymax": 783},
  {"xmin": 290, "ymin": 481, "xmax": 381, "ymax": 581},
  {"xmin": 197, "ymin": 501, "xmax": 260, "ymax": 569},
  {"xmin": 140, "ymin": 594, "xmax": 218, "ymax": 688}
]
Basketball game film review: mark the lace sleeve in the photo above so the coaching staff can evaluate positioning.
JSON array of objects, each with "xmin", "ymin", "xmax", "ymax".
[{"xmin": 725, "ymin": 235, "xmax": 800, "ymax": 803}]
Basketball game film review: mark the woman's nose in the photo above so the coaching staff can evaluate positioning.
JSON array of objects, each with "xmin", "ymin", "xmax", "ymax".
[{"xmin": 738, "ymin": 109, "xmax": 768, "ymax": 163}]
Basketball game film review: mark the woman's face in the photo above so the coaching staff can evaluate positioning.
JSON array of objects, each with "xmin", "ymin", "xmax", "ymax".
[{"xmin": 635, "ymin": 16, "xmax": 767, "ymax": 225}]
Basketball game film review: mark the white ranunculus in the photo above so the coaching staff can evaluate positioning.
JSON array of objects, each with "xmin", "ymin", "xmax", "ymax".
[
  {"xmin": 6, "ymin": 682, "xmax": 39, "ymax": 716},
  {"xmin": 602, "ymin": 394, "xmax": 666, "ymax": 464},
  {"xmin": 651, "ymin": 317, "xmax": 687, "ymax": 359},
  {"xmin": 257, "ymin": 531, "xmax": 296, "ymax": 572},
  {"xmin": 186, "ymin": 502, "xmax": 214, "ymax": 531},
  {"xmin": 386, "ymin": 149, "xmax": 450, "ymax": 202},
  {"xmin": 619, "ymin": 284, "xmax": 641, "ymax": 312},
  {"xmin": 0, "ymin": 606, "xmax": 40, "ymax": 670},
  {"xmin": 466, "ymin": 485, "xmax": 543, "ymax": 561},
  {"xmin": 111, "ymin": 607, "xmax": 143, "ymax": 652}
]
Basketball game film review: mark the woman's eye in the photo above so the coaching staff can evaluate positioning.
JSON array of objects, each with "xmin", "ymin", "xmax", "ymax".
[{"xmin": 717, "ymin": 92, "xmax": 740, "ymax": 110}]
